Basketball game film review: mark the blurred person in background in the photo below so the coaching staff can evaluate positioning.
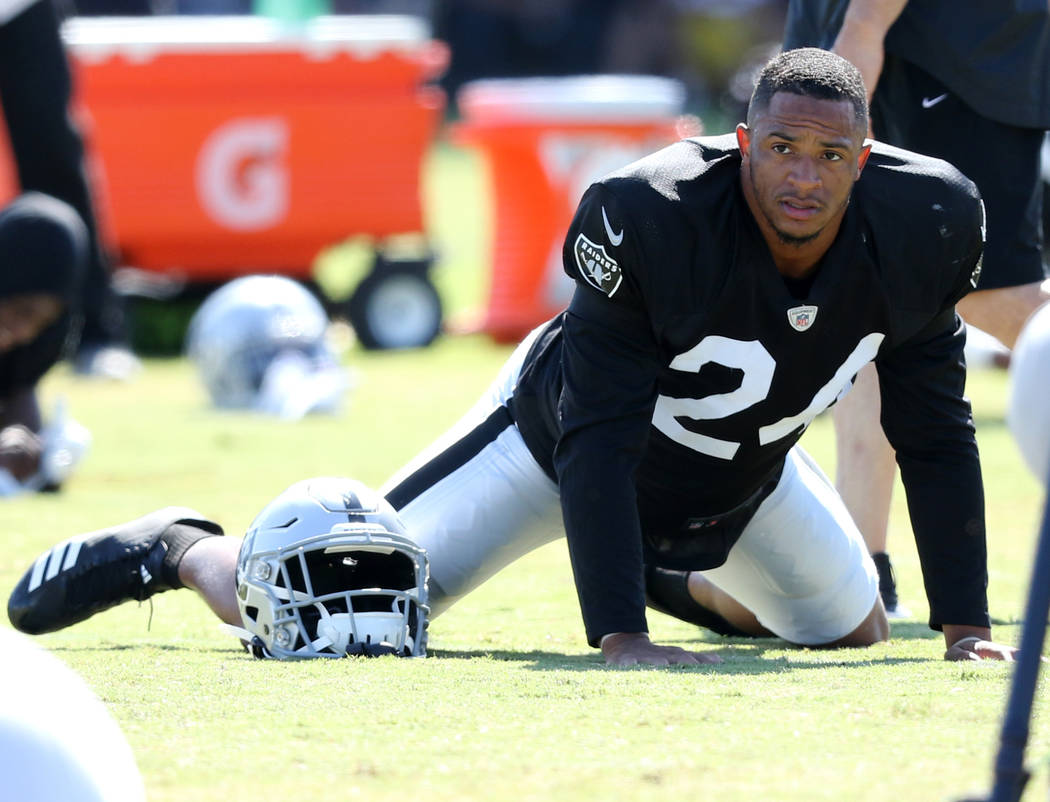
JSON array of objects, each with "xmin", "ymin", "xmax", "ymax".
[
  {"xmin": 0, "ymin": 0, "xmax": 141, "ymax": 379},
  {"xmin": 175, "ymin": 0, "xmax": 250, "ymax": 12},
  {"xmin": 70, "ymin": 0, "xmax": 151, "ymax": 11},
  {"xmin": 783, "ymin": 0, "xmax": 1050, "ymax": 616},
  {"xmin": 0, "ymin": 193, "xmax": 92, "ymax": 494},
  {"xmin": 433, "ymin": 0, "xmax": 681, "ymax": 113}
]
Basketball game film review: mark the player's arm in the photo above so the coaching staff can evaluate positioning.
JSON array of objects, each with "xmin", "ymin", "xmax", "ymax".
[
  {"xmin": 554, "ymin": 185, "xmax": 719, "ymax": 668},
  {"xmin": 872, "ymin": 165, "xmax": 1017, "ymax": 660},
  {"xmin": 875, "ymin": 309, "xmax": 1018, "ymax": 660},
  {"xmin": 831, "ymin": 0, "xmax": 909, "ymax": 103},
  {"xmin": 559, "ymin": 298, "xmax": 720, "ymax": 668}
]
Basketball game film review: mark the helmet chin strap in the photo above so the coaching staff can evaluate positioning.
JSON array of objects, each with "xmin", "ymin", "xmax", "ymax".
[{"xmin": 218, "ymin": 622, "xmax": 256, "ymax": 643}]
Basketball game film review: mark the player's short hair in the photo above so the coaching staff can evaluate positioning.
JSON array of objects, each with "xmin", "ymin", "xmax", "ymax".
[{"xmin": 748, "ymin": 47, "xmax": 868, "ymax": 132}]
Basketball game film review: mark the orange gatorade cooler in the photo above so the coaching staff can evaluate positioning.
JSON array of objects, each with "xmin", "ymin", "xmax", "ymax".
[
  {"xmin": 0, "ymin": 121, "xmax": 15, "ymax": 203},
  {"xmin": 454, "ymin": 75, "xmax": 690, "ymax": 343},
  {"xmin": 54, "ymin": 14, "xmax": 447, "ymax": 281}
]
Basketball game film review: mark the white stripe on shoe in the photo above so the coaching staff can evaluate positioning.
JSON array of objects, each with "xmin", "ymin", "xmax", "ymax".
[
  {"xmin": 27, "ymin": 552, "xmax": 51, "ymax": 593},
  {"xmin": 44, "ymin": 544, "xmax": 68, "ymax": 583},
  {"xmin": 27, "ymin": 534, "xmax": 92, "ymax": 592}
]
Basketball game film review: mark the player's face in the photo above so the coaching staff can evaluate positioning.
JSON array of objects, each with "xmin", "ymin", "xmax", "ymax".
[
  {"xmin": 738, "ymin": 92, "xmax": 870, "ymax": 256},
  {"xmin": 0, "ymin": 294, "xmax": 63, "ymax": 353}
]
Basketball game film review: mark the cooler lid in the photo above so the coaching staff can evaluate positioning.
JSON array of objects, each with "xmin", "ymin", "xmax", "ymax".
[
  {"xmin": 62, "ymin": 14, "xmax": 432, "ymax": 61},
  {"xmin": 457, "ymin": 75, "xmax": 686, "ymax": 123}
]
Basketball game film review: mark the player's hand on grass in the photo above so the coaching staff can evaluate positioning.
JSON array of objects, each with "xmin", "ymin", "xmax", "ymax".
[
  {"xmin": 0, "ymin": 424, "xmax": 42, "ymax": 482},
  {"xmin": 601, "ymin": 632, "xmax": 722, "ymax": 667},
  {"xmin": 944, "ymin": 635, "xmax": 1020, "ymax": 662}
]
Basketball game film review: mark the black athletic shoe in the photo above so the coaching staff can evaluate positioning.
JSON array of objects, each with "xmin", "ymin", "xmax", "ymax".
[
  {"xmin": 871, "ymin": 551, "xmax": 912, "ymax": 619},
  {"xmin": 8, "ymin": 507, "xmax": 223, "ymax": 635}
]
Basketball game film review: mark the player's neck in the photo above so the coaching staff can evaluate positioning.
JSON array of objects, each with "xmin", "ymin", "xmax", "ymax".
[
  {"xmin": 766, "ymin": 225, "xmax": 840, "ymax": 279},
  {"xmin": 740, "ymin": 175, "xmax": 844, "ymax": 279}
]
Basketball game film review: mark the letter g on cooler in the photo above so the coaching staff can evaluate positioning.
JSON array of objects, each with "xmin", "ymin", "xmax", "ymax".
[{"xmin": 195, "ymin": 117, "xmax": 290, "ymax": 231}]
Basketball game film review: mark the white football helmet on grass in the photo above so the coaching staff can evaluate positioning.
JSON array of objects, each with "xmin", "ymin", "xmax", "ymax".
[
  {"xmin": 186, "ymin": 275, "xmax": 349, "ymax": 420},
  {"xmin": 231, "ymin": 477, "xmax": 429, "ymax": 659}
]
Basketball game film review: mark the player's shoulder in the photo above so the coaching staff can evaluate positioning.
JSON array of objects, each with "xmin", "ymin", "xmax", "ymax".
[
  {"xmin": 859, "ymin": 140, "xmax": 982, "ymax": 227},
  {"xmin": 597, "ymin": 133, "xmax": 741, "ymax": 207},
  {"xmin": 577, "ymin": 133, "xmax": 741, "ymax": 251},
  {"xmin": 861, "ymin": 141, "xmax": 984, "ymax": 296},
  {"xmin": 566, "ymin": 134, "xmax": 740, "ymax": 300}
]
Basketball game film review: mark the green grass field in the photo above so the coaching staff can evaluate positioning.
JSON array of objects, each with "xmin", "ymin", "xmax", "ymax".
[{"xmin": 1, "ymin": 142, "xmax": 1048, "ymax": 802}]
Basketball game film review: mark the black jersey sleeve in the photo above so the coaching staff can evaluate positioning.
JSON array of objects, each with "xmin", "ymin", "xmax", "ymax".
[
  {"xmin": 870, "ymin": 148, "xmax": 989, "ymax": 631},
  {"xmin": 862, "ymin": 142, "xmax": 985, "ymax": 328},
  {"xmin": 876, "ymin": 308, "xmax": 989, "ymax": 631},
  {"xmin": 554, "ymin": 183, "xmax": 664, "ymax": 647}
]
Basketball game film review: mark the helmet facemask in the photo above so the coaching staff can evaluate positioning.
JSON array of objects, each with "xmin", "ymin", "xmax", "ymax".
[
  {"xmin": 232, "ymin": 478, "xmax": 430, "ymax": 659},
  {"xmin": 239, "ymin": 529, "xmax": 429, "ymax": 659}
]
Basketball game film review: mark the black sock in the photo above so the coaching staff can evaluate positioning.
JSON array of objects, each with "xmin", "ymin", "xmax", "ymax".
[
  {"xmin": 160, "ymin": 523, "xmax": 222, "ymax": 589},
  {"xmin": 645, "ymin": 565, "xmax": 756, "ymax": 637}
]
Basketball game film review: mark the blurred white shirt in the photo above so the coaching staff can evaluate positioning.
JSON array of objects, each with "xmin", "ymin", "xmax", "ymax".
[{"xmin": 0, "ymin": 628, "xmax": 146, "ymax": 802}]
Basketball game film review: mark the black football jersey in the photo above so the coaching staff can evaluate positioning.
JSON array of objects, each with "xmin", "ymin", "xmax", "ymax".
[{"xmin": 509, "ymin": 134, "xmax": 987, "ymax": 645}]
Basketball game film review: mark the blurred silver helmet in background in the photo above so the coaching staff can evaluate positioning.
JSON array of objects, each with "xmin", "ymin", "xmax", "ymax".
[{"xmin": 186, "ymin": 275, "xmax": 349, "ymax": 419}]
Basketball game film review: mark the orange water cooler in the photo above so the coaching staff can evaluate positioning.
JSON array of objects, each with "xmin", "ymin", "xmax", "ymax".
[
  {"xmin": 454, "ymin": 76, "xmax": 690, "ymax": 343},
  {"xmin": 3, "ymin": 15, "xmax": 447, "ymax": 283}
]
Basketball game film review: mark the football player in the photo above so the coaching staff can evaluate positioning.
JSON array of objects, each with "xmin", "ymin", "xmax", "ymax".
[
  {"xmin": 8, "ymin": 48, "xmax": 1016, "ymax": 666},
  {"xmin": 0, "ymin": 192, "xmax": 92, "ymax": 494},
  {"xmin": 1, "ymin": 0, "xmax": 140, "ymax": 381}
]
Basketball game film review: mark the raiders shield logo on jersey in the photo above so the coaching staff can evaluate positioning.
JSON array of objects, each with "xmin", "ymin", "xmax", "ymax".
[
  {"xmin": 574, "ymin": 233, "xmax": 623, "ymax": 297},
  {"xmin": 787, "ymin": 305, "xmax": 818, "ymax": 332}
]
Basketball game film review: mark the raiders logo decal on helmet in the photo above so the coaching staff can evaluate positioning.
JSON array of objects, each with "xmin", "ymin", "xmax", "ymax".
[{"xmin": 574, "ymin": 233, "xmax": 622, "ymax": 297}]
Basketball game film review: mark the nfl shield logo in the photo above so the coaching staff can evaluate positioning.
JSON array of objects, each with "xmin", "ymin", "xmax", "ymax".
[{"xmin": 787, "ymin": 304, "xmax": 818, "ymax": 332}]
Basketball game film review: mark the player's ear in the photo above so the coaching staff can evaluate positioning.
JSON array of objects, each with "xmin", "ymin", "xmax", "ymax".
[
  {"xmin": 855, "ymin": 143, "xmax": 872, "ymax": 179},
  {"xmin": 736, "ymin": 123, "xmax": 752, "ymax": 159}
]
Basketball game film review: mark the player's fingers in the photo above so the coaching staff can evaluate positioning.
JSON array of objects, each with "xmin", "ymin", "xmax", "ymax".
[
  {"xmin": 976, "ymin": 647, "xmax": 1015, "ymax": 662},
  {"xmin": 607, "ymin": 651, "xmax": 672, "ymax": 667},
  {"xmin": 665, "ymin": 651, "xmax": 700, "ymax": 666},
  {"xmin": 665, "ymin": 649, "xmax": 723, "ymax": 666}
]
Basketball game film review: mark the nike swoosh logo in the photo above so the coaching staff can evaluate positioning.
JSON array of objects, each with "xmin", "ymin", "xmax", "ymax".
[
  {"xmin": 601, "ymin": 205, "xmax": 624, "ymax": 247},
  {"xmin": 921, "ymin": 93, "xmax": 949, "ymax": 109}
]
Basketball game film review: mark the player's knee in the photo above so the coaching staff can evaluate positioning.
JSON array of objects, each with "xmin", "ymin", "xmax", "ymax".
[{"xmin": 835, "ymin": 600, "xmax": 890, "ymax": 647}]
